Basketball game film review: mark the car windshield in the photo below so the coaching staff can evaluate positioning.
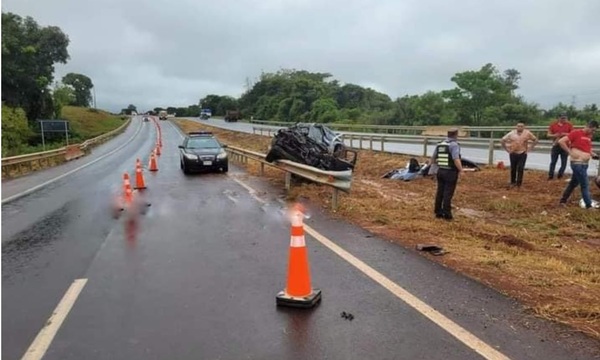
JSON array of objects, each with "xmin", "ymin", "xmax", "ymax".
[{"xmin": 186, "ymin": 137, "xmax": 220, "ymax": 149}]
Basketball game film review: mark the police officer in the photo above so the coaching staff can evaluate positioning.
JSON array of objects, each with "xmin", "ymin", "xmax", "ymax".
[{"xmin": 432, "ymin": 128, "xmax": 464, "ymax": 220}]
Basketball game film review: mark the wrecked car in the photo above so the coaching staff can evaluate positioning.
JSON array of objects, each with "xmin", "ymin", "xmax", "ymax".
[{"xmin": 265, "ymin": 123, "xmax": 357, "ymax": 171}]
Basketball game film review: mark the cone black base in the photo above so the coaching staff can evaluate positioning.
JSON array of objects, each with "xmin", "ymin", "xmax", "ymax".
[{"xmin": 276, "ymin": 289, "xmax": 321, "ymax": 308}]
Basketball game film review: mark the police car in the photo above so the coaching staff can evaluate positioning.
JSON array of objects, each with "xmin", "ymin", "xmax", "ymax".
[{"xmin": 178, "ymin": 132, "xmax": 228, "ymax": 174}]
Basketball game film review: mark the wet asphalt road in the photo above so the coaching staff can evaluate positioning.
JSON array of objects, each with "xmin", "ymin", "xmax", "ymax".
[
  {"xmin": 3, "ymin": 117, "xmax": 600, "ymax": 359},
  {"xmin": 186, "ymin": 117, "xmax": 600, "ymax": 177}
]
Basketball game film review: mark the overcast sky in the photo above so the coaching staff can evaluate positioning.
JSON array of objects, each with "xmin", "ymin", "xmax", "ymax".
[{"xmin": 3, "ymin": 0, "xmax": 600, "ymax": 113}]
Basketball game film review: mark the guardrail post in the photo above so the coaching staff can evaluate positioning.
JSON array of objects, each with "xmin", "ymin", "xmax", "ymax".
[
  {"xmin": 332, "ymin": 189, "xmax": 339, "ymax": 211},
  {"xmin": 369, "ymin": 136, "xmax": 373, "ymax": 150},
  {"xmin": 382, "ymin": 137, "xmax": 386, "ymax": 152},
  {"xmin": 359, "ymin": 136, "xmax": 363, "ymax": 150},
  {"xmin": 349, "ymin": 134, "xmax": 353, "ymax": 148},
  {"xmin": 260, "ymin": 162, "xmax": 264, "ymax": 176},
  {"xmin": 423, "ymin": 137, "xmax": 428, "ymax": 157},
  {"xmin": 285, "ymin": 172, "xmax": 292, "ymax": 190},
  {"xmin": 488, "ymin": 139, "xmax": 494, "ymax": 166}
]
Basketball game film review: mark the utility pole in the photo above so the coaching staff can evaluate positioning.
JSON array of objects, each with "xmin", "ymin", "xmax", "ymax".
[{"xmin": 93, "ymin": 86, "xmax": 97, "ymax": 109}]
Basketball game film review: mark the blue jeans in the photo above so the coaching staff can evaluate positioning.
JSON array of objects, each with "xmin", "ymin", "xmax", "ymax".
[{"xmin": 560, "ymin": 163, "xmax": 592, "ymax": 207}]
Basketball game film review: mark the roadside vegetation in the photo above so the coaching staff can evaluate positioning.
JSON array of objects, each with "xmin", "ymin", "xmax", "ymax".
[
  {"xmin": 176, "ymin": 118, "xmax": 600, "ymax": 340},
  {"xmin": 1, "ymin": 12, "xmax": 101, "ymax": 157}
]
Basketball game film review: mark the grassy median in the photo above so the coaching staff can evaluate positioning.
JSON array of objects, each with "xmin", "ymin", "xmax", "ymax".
[{"xmin": 175, "ymin": 119, "xmax": 600, "ymax": 339}]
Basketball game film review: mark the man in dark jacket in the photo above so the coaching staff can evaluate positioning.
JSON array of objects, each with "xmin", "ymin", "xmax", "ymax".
[{"xmin": 431, "ymin": 128, "xmax": 464, "ymax": 220}]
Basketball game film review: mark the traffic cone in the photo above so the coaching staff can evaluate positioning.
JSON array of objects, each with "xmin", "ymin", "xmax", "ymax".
[
  {"xmin": 276, "ymin": 205, "xmax": 321, "ymax": 308},
  {"xmin": 155, "ymin": 143, "xmax": 161, "ymax": 156},
  {"xmin": 123, "ymin": 173, "xmax": 133, "ymax": 206},
  {"xmin": 134, "ymin": 159, "xmax": 147, "ymax": 189},
  {"xmin": 149, "ymin": 151, "xmax": 158, "ymax": 171}
]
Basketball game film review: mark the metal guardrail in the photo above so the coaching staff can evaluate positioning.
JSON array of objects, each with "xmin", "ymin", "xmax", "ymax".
[
  {"xmin": 225, "ymin": 145, "xmax": 352, "ymax": 210},
  {"xmin": 248, "ymin": 119, "xmax": 588, "ymax": 138},
  {"xmin": 252, "ymin": 126, "xmax": 600, "ymax": 169},
  {"xmin": 1, "ymin": 118, "xmax": 132, "ymax": 179}
]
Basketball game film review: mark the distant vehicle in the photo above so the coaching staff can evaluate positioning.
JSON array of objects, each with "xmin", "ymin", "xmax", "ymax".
[
  {"xmin": 224, "ymin": 110, "xmax": 241, "ymax": 122},
  {"xmin": 143, "ymin": 117, "xmax": 149, "ymax": 122},
  {"xmin": 159, "ymin": 110, "xmax": 168, "ymax": 120},
  {"xmin": 200, "ymin": 109, "xmax": 212, "ymax": 120},
  {"xmin": 178, "ymin": 131, "xmax": 228, "ymax": 174}
]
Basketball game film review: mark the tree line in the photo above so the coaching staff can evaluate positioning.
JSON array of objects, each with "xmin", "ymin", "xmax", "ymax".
[
  {"xmin": 152, "ymin": 66, "xmax": 598, "ymax": 128},
  {"xmin": 1, "ymin": 12, "xmax": 96, "ymax": 156}
]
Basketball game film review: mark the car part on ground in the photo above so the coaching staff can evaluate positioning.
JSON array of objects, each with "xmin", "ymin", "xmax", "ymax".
[{"xmin": 266, "ymin": 123, "xmax": 356, "ymax": 172}]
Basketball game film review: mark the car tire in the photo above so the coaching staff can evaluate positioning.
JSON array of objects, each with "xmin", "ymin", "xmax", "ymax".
[
  {"xmin": 182, "ymin": 162, "xmax": 190, "ymax": 174},
  {"xmin": 222, "ymin": 166, "xmax": 228, "ymax": 173}
]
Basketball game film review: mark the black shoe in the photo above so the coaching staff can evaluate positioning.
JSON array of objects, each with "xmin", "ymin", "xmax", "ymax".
[
  {"xmin": 547, "ymin": 176, "xmax": 553, "ymax": 180},
  {"xmin": 557, "ymin": 174, "xmax": 563, "ymax": 179},
  {"xmin": 435, "ymin": 213, "xmax": 444, "ymax": 219}
]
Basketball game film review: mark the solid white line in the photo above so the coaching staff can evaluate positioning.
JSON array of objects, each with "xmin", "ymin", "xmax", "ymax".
[
  {"xmin": 2, "ymin": 118, "xmax": 144, "ymax": 205},
  {"xmin": 234, "ymin": 179, "xmax": 510, "ymax": 360},
  {"xmin": 231, "ymin": 177, "xmax": 266, "ymax": 204},
  {"xmin": 303, "ymin": 225, "xmax": 510, "ymax": 360},
  {"xmin": 21, "ymin": 278, "xmax": 88, "ymax": 360}
]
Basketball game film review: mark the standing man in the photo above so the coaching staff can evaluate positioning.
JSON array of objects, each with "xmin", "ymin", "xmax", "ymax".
[
  {"xmin": 558, "ymin": 120, "xmax": 598, "ymax": 209},
  {"xmin": 432, "ymin": 128, "xmax": 463, "ymax": 220},
  {"xmin": 501, "ymin": 122, "xmax": 538, "ymax": 188},
  {"xmin": 547, "ymin": 113, "xmax": 573, "ymax": 179}
]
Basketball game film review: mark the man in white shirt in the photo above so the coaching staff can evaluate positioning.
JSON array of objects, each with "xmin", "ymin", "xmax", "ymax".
[{"xmin": 501, "ymin": 123, "xmax": 538, "ymax": 188}]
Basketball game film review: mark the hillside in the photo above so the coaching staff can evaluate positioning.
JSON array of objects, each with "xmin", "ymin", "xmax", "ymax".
[{"xmin": 61, "ymin": 106, "xmax": 125, "ymax": 141}]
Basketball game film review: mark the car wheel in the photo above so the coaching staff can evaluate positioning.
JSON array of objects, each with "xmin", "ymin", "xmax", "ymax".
[
  {"xmin": 182, "ymin": 162, "xmax": 190, "ymax": 174},
  {"xmin": 222, "ymin": 165, "xmax": 228, "ymax": 173}
]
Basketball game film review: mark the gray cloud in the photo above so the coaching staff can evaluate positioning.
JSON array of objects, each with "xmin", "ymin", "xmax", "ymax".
[{"xmin": 3, "ymin": 0, "xmax": 600, "ymax": 112}]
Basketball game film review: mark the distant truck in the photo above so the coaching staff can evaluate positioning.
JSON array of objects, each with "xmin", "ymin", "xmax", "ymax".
[
  {"xmin": 159, "ymin": 110, "xmax": 168, "ymax": 120},
  {"xmin": 224, "ymin": 110, "xmax": 241, "ymax": 122},
  {"xmin": 200, "ymin": 109, "xmax": 212, "ymax": 120}
]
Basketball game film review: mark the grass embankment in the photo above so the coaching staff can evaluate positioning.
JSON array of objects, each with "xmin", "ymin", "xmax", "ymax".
[
  {"xmin": 61, "ymin": 106, "xmax": 125, "ymax": 142},
  {"xmin": 175, "ymin": 118, "xmax": 600, "ymax": 340}
]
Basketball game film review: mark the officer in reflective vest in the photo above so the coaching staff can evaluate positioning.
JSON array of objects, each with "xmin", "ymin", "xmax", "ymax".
[{"xmin": 432, "ymin": 128, "xmax": 463, "ymax": 220}]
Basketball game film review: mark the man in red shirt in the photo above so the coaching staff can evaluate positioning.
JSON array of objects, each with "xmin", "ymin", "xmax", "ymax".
[
  {"xmin": 558, "ymin": 120, "xmax": 599, "ymax": 209},
  {"xmin": 547, "ymin": 113, "xmax": 574, "ymax": 179}
]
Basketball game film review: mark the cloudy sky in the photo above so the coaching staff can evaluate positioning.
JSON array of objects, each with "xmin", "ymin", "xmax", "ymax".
[{"xmin": 3, "ymin": 0, "xmax": 600, "ymax": 113}]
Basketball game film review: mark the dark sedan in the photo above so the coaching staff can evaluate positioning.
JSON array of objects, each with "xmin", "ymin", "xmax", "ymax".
[{"xmin": 178, "ymin": 132, "xmax": 228, "ymax": 174}]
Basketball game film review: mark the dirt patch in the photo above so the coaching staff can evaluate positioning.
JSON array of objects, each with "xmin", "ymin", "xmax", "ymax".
[{"xmin": 175, "ymin": 119, "xmax": 600, "ymax": 340}]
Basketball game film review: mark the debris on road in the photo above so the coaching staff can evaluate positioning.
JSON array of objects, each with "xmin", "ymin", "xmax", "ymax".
[{"xmin": 416, "ymin": 244, "xmax": 447, "ymax": 256}]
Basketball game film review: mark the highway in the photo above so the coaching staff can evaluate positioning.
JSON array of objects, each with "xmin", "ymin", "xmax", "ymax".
[
  {"xmin": 2, "ymin": 116, "xmax": 599, "ymax": 359},
  {"xmin": 189, "ymin": 118, "xmax": 600, "ymax": 177}
]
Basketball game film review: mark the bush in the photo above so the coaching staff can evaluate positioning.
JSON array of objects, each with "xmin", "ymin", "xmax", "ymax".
[{"xmin": 1, "ymin": 104, "xmax": 33, "ymax": 157}]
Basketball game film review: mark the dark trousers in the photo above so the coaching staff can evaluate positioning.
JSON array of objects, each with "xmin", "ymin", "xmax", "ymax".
[
  {"xmin": 434, "ymin": 168, "xmax": 459, "ymax": 219},
  {"xmin": 549, "ymin": 145, "xmax": 568, "ymax": 179},
  {"xmin": 509, "ymin": 152, "xmax": 527, "ymax": 186}
]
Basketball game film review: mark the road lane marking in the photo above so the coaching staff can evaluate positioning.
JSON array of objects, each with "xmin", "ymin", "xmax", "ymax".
[
  {"xmin": 2, "ymin": 118, "xmax": 144, "ymax": 205},
  {"xmin": 231, "ymin": 177, "xmax": 266, "ymax": 204},
  {"xmin": 235, "ymin": 179, "xmax": 510, "ymax": 360},
  {"xmin": 21, "ymin": 278, "xmax": 88, "ymax": 360}
]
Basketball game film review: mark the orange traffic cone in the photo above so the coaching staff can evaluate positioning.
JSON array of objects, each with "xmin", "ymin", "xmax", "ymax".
[
  {"xmin": 155, "ymin": 143, "xmax": 161, "ymax": 156},
  {"xmin": 123, "ymin": 173, "xmax": 133, "ymax": 206},
  {"xmin": 276, "ymin": 205, "xmax": 321, "ymax": 308},
  {"xmin": 149, "ymin": 151, "xmax": 158, "ymax": 171},
  {"xmin": 134, "ymin": 159, "xmax": 147, "ymax": 189}
]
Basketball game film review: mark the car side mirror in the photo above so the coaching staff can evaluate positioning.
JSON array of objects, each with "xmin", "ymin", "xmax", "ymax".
[
  {"xmin": 178, "ymin": 145, "xmax": 184, "ymax": 149},
  {"xmin": 222, "ymin": 144, "xmax": 228, "ymax": 148}
]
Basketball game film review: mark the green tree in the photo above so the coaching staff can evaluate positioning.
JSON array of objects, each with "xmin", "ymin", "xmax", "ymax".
[
  {"xmin": 52, "ymin": 83, "xmax": 74, "ymax": 118},
  {"xmin": 1, "ymin": 104, "xmax": 34, "ymax": 156},
  {"xmin": 62, "ymin": 73, "xmax": 93, "ymax": 107},
  {"xmin": 2, "ymin": 12, "xmax": 70, "ymax": 121},
  {"xmin": 442, "ymin": 63, "xmax": 519, "ymax": 125}
]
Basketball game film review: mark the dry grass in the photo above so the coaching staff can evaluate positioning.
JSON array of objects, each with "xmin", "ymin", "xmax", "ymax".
[{"xmin": 176, "ymin": 119, "xmax": 600, "ymax": 339}]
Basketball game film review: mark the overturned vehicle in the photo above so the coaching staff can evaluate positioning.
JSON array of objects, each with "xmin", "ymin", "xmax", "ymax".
[{"xmin": 265, "ymin": 123, "xmax": 357, "ymax": 171}]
